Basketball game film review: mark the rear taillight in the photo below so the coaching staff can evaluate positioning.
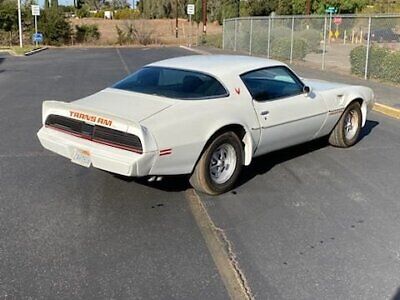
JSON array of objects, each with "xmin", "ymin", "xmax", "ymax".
[{"xmin": 45, "ymin": 114, "xmax": 143, "ymax": 153}]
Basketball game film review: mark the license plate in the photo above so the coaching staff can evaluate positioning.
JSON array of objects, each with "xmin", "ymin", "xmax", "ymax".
[{"xmin": 71, "ymin": 149, "xmax": 91, "ymax": 168}]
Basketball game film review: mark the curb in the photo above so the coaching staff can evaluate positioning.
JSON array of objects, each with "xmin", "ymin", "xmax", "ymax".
[
  {"xmin": 373, "ymin": 103, "xmax": 400, "ymax": 120},
  {"xmin": 24, "ymin": 47, "xmax": 48, "ymax": 56}
]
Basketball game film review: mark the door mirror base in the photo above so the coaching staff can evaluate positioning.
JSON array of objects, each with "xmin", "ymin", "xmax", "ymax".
[{"xmin": 303, "ymin": 86, "xmax": 311, "ymax": 94}]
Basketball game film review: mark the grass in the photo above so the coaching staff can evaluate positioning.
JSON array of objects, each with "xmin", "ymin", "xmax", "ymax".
[
  {"xmin": 198, "ymin": 34, "xmax": 222, "ymax": 49},
  {"xmin": 0, "ymin": 45, "xmax": 40, "ymax": 56}
]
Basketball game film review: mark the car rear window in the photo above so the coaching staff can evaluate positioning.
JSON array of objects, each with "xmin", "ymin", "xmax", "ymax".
[{"xmin": 112, "ymin": 67, "xmax": 228, "ymax": 100}]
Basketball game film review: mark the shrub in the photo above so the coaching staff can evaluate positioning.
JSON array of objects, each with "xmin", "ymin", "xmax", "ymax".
[
  {"xmin": 298, "ymin": 29, "xmax": 321, "ymax": 52},
  {"xmin": 199, "ymin": 34, "xmax": 222, "ymax": 48},
  {"xmin": 350, "ymin": 45, "xmax": 400, "ymax": 83},
  {"xmin": 115, "ymin": 25, "xmax": 126, "ymax": 45},
  {"xmin": 250, "ymin": 27, "xmax": 269, "ymax": 55},
  {"xmin": 75, "ymin": 24, "xmax": 100, "ymax": 43},
  {"xmin": 381, "ymin": 51, "xmax": 400, "ymax": 83},
  {"xmin": 115, "ymin": 22, "xmax": 155, "ymax": 45},
  {"xmin": 75, "ymin": 5, "xmax": 90, "ymax": 18},
  {"xmin": 38, "ymin": 8, "xmax": 71, "ymax": 45},
  {"xmin": 92, "ymin": 10, "xmax": 104, "ymax": 18},
  {"xmin": 271, "ymin": 37, "xmax": 307, "ymax": 61},
  {"xmin": 114, "ymin": 8, "xmax": 140, "ymax": 20},
  {"xmin": 270, "ymin": 26, "xmax": 292, "ymax": 41},
  {"xmin": 350, "ymin": 46, "xmax": 390, "ymax": 78}
]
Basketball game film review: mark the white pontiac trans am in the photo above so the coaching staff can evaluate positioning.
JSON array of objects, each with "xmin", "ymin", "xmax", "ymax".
[{"xmin": 37, "ymin": 55, "xmax": 375, "ymax": 195}]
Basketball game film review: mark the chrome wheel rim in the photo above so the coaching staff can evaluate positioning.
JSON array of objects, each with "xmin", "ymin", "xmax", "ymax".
[
  {"xmin": 209, "ymin": 143, "xmax": 237, "ymax": 184},
  {"xmin": 344, "ymin": 109, "xmax": 359, "ymax": 140}
]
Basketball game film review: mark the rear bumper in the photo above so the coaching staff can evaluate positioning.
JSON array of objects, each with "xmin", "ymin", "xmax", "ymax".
[{"xmin": 37, "ymin": 126, "xmax": 157, "ymax": 177}]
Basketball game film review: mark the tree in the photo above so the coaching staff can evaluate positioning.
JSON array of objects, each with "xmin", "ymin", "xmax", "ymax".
[
  {"xmin": 0, "ymin": 0, "xmax": 18, "ymax": 32},
  {"xmin": 39, "ymin": 8, "xmax": 71, "ymax": 45},
  {"xmin": 244, "ymin": 0, "xmax": 276, "ymax": 16}
]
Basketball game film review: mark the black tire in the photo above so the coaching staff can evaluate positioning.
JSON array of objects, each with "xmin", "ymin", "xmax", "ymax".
[
  {"xmin": 189, "ymin": 132, "xmax": 243, "ymax": 195},
  {"xmin": 329, "ymin": 101, "xmax": 362, "ymax": 148}
]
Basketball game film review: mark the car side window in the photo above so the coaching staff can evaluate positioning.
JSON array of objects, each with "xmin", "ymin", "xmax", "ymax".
[{"xmin": 240, "ymin": 66, "xmax": 304, "ymax": 101}]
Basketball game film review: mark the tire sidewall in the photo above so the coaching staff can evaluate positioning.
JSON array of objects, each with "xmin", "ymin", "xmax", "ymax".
[
  {"xmin": 202, "ymin": 132, "xmax": 243, "ymax": 194},
  {"xmin": 341, "ymin": 102, "xmax": 362, "ymax": 146}
]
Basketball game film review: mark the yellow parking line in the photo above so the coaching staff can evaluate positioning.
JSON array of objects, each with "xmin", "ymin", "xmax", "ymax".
[{"xmin": 373, "ymin": 103, "xmax": 400, "ymax": 120}]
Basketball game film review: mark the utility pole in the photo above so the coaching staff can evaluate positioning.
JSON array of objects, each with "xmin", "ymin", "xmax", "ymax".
[
  {"xmin": 202, "ymin": 0, "xmax": 207, "ymax": 34},
  {"xmin": 176, "ymin": 0, "xmax": 179, "ymax": 38},
  {"xmin": 17, "ymin": 0, "xmax": 23, "ymax": 47},
  {"xmin": 237, "ymin": 0, "xmax": 240, "ymax": 17}
]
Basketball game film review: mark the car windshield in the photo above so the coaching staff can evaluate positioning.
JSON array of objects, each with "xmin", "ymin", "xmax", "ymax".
[{"xmin": 112, "ymin": 67, "xmax": 228, "ymax": 100}]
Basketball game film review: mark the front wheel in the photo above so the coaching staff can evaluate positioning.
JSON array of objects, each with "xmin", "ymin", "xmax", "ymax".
[
  {"xmin": 329, "ymin": 102, "xmax": 362, "ymax": 148},
  {"xmin": 189, "ymin": 132, "xmax": 243, "ymax": 195}
]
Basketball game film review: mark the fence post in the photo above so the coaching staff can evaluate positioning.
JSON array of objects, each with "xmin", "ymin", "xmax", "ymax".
[
  {"xmin": 234, "ymin": 18, "xmax": 238, "ymax": 52},
  {"xmin": 222, "ymin": 19, "xmax": 225, "ymax": 50},
  {"xmin": 267, "ymin": 17, "xmax": 271, "ymax": 58},
  {"xmin": 290, "ymin": 16, "xmax": 295, "ymax": 63},
  {"xmin": 322, "ymin": 16, "xmax": 327, "ymax": 70},
  {"xmin": 249, "ymin": 18, "xmax": 253, "ymax": 55},
  {"xmin": 364, "ymin": 17, "xmax": 372, "ymax": 80}
]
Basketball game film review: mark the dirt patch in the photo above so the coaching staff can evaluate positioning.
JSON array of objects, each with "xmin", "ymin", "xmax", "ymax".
[{"xmin": 70, "ymin": 18, "xmax": 222, "ymax": 46}]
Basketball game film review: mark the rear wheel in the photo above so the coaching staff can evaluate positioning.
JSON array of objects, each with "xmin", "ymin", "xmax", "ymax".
[
  {"xmin": 189, "ymin": 132, "xmax": 243, "ymax": 195},
  {"xmin": 329, "ymin": 102, "xmax": 362, "ymax": 148}
]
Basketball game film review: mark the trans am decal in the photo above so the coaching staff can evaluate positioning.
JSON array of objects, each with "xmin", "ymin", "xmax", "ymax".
[{"xmin": 69, "ymin": 111, "xmax": 112, "ymax": 126}]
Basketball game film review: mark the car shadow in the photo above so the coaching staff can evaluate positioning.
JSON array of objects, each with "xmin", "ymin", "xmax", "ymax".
[
  {"xmin": 392, "ymin": 287, "xmax": 400, "ymax": 300},
  {"xmin": 0, "ymin": 57, "xmax": 5, "ymax": 73},
  {"xmin": 359, "ymin": 119, "xmax": 379, "ymax": 141},
  {"xmin": 235, "ymin": 119, "xmax": 379, "ymax": 189},
  {"xmin": 113, "ymin": 120, "xmax": 379, "ymax": 193},
  {"xmin": 114, "ymin": 174, "xmax": 191, "ymax": 192}
]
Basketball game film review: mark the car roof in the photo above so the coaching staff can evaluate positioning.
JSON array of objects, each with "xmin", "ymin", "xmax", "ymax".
[{"xmin": 147, "ymin": 55, "xmax": 285, "ymax": 79}]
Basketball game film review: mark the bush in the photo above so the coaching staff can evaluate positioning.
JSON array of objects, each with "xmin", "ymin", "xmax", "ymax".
[
  {"xmin": 271, "ymin": 37, "xmax": 307, "ymax": 61},
  {"xmin": 92, "ymin": 10, "xmax": 104, "ymax": 18},
  {"xmin": 39, "ymin": 8, "xmax": 71, "ymax": 45},
  {"xmin": 199, "ymin": 34, "xmax": 222, "ymax": 48},
  {"xmin": 381, "ymin": 51, "xmax": 400, "ymax": 83},
  {"xmin": 270, "ymin": 26, "xmax": 292, "ymax": 41},
  {"xmin": 250, "ymin": 27, "xmax": 269, "ymax": 55},
  {"xmin": 75, "ymin": 5, "xmax": 90, "ymax": 18},
  {"xmin": 298, "ymin": 29, "xmax": 321, "ymax": 52},
  {"xmin": 115, "ymin": 25, "xmax": 126, "ymax": 45},
  {"xmin": 350, "ymin": 45, "xmax": 400, "ymax": 83},
  {"xmin": 114, "ymin": 8, "xmax": 140, "ymax": 20},
  {"xmin": 350, "ymin": 46, "xmax": 390, "ymax": 78},
  {"xmin": 75, "ymin": 24, "xmax": 100, "ymax": 43},
  {"xmin": 115, "ymin": 22, "xmax": 155, "ymax": 45}
]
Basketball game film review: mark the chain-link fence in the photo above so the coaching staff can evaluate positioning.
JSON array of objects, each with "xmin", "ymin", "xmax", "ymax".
[{"xmin": 223, "ymin": 15, "xmax": 400, "ymax": 83}]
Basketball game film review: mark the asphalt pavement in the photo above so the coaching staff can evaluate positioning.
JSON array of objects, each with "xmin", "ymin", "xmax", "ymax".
[
  {"xmin": 0, "ymin": 47, "xmax": 228, "ymax": 299},
  {"xmin": 1, "ymin": 47, "xmax": 399, "ymax": 299},
  {"xmin": 201, "ymin": 113, "xmax": 400, "ymax": 299}
]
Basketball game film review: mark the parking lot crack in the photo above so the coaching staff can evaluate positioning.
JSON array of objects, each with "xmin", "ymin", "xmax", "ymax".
[{"xmin": 185, "ymin": 189, "xmax": 254, "ymax": 300}]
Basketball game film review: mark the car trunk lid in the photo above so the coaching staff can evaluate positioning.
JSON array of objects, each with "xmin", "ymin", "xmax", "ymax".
[{"xmin": 72, "ymin": 88, "xmax": 175, "ymax": 123}]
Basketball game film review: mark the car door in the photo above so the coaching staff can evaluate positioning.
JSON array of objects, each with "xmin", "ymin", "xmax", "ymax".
[{"xmin": 241, "ymin": 66, "xmax": 328, "ymax": 156}]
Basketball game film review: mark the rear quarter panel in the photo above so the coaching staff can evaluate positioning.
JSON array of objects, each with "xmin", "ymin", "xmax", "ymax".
[
  {"xmin": 141, "ymin": 77, "xmax": 260, "ymax": 175},
  {"xmin": 315, "ymin": 85, "xmax": 373, "ymax": 137}
]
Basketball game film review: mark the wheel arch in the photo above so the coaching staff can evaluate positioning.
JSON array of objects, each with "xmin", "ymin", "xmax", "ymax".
[{"xmin": 192, "ymin": 123, "xmax": 254, "ymax": 174}]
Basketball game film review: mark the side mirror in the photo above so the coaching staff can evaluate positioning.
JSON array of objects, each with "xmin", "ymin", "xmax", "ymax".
[{"xmin": 303, "ymin": 85, "xmax": 311, "ymax": 94}]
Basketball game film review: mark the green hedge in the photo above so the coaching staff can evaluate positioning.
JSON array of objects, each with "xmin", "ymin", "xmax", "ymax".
[
  {"xmin": 350, "ymin": 45, "xmax": 400, "ymax": 83},
  {"xmin": 298, "ymin": 29, "xmax": 321, "ymax": 52},
  {"xmin": 271, "ymin": 37, "xmax": 307, "ymax": 60}
]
